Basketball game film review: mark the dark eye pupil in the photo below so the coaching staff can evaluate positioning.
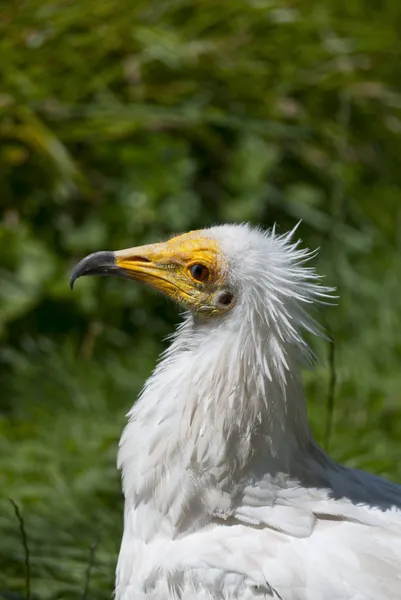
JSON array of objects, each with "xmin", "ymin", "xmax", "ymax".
[{"xmin": 190, "ymin": 264, "xmax": 209, "ymax": 282}]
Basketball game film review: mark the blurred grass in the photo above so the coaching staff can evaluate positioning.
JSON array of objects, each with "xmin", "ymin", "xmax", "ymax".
[{"xmin": 1, "ymin": 0, "xmax": 401, "ymax": 597}]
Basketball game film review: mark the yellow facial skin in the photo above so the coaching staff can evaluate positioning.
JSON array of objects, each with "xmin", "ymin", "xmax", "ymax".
[{"xmin": 114, "ymin": 231, "xmax": 234, "ymax": 315}]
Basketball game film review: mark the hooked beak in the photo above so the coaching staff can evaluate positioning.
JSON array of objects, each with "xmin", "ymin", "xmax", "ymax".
[
  {"xmin": 70, "ymin": 243, "xmax": 165, "ymax": 290},
  {"xmin": 70, "ymin": 241, "xmax": 191, "ymax": 303},
  {"xmin": 70, "ymin": 251, "xmax": 118, "ymax": 289},
  {"xmin": 70, "ymin": 232, "xmax": 227, "ymax": 314}
]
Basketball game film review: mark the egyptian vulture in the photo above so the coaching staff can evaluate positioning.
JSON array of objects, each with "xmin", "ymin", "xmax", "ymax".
[{"xmin": 71, "ymin": 224, "xmax": 401, "ymax": 600}]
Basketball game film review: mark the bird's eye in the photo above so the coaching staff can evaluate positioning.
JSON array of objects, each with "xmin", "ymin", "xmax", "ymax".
[{"xmin": 189, "ymin": 264, "xmax": 209, "ymax": 282}]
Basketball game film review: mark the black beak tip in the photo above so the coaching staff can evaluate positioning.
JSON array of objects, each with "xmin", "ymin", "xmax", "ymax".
[
  {"xmin": 70, "ymin": 251, "xmax": 116, "ymax": 291},
  {"xmin": 70, "ymin": 271, "xmax": 79, "ymax": 290}
]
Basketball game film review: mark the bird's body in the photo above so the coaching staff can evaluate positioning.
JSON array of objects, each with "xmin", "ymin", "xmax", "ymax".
[{"xmin": 71, "ymin": 224, "xmax": 401, "ymax": 599}]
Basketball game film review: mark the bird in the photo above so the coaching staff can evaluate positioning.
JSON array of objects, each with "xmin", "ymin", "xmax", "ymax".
[{"xmin": 70, "ymin": 224, "xmax": 401, "ymax": 600}]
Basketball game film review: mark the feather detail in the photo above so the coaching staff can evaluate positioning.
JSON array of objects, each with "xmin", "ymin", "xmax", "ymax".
[{"xmin": 115, "ymin": 224, "xmax": 401, "ymax": 600}]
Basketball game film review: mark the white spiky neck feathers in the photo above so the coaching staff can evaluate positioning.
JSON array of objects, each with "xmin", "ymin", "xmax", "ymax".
[
  {"xmin": 110, "ymin": 224, "xmax": 401, "ymax": 600},
  {"xmin": 117, "ymin": 224, "xmax": 333, "ymax": 504},
  {"xmin": 201, "ymin": 223, "xmax": 331, "ymax": 341},
  {"xmin": 70, "ymin": 224, "xmax": 401, "ymax": 599}
]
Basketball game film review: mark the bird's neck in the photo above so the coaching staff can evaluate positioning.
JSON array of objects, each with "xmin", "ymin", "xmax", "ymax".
[{"xmin": 118, "ymin": 313, "xmax": 313, "ymax": 503}]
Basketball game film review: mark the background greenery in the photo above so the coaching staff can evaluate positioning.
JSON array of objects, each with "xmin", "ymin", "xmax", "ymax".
[{"xmin": 1, "ymin": 0, "xmax": 401, "ymax": 597}]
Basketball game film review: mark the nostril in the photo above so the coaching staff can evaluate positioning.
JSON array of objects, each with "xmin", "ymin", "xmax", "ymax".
[{"xmin": 128, "ymin": 255, "xmax": 151, "ymax": 263}]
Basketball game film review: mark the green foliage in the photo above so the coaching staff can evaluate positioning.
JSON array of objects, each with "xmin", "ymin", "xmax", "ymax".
[{"xmin": 1, "ymin": 0, "xmax": 401, "ymax": 597}]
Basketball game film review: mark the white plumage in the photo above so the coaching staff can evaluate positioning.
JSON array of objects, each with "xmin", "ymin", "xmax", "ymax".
[{"xmin": 72, "ymin": 224, "xmax": 401, "ymax": 599}]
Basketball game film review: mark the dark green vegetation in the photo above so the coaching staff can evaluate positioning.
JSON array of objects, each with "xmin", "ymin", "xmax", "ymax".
[{"xmin": 1, "ymin": 0, "xmax": 401, "ymax": 597}]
